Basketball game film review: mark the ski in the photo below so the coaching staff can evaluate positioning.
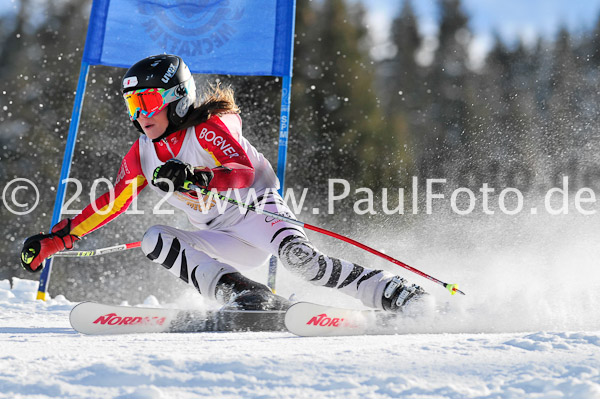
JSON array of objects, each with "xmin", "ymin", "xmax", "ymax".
[
  {"xmin": 69, "ymin": 301, "xmax": 403, "ymax": 336},
  {"xmin": 69, "ymin": 301, "xmax": 286, "ymax": 335},
  {"xmin": 284, "ymin": 302, "xmax": 399, "ymax": 337}
]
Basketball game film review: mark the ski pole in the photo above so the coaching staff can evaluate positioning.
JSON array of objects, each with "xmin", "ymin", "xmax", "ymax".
[
  {"xmin": 54, "ymin": 241, "xmax": 141, "ymax": 258},
  {"xmin": 189, "ymin": 185, "xmax": 465, "ymax": 296},
  {"xmin": 55, "ymin": 188, "xmax": 464, "ymax": 295}
]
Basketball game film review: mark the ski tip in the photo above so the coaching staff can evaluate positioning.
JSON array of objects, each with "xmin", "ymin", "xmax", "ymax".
[{"xmin": 446, "ymin": 283, "xmax": 465, "ymax": 296}]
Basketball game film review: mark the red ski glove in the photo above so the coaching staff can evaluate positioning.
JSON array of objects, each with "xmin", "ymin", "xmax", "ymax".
[{"xmin": 20, "ymin": 219, "xmax": 80, "ymax": 272}]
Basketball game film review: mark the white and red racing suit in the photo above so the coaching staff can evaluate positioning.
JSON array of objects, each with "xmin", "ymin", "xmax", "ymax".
[{"xmin": 69, "ymin": 114, "xmax": 395, "ymax": 307}]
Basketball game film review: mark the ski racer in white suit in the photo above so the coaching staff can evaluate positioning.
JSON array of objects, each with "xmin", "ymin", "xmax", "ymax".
[{"xmin": 20, "ymin": 54, "xmax": 424, "ymax": 311}]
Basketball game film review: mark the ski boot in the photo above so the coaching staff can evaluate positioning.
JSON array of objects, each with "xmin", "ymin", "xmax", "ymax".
[
  {"xmin": 215, "ymin": 272, "xmax": 291, "ymax": 311},
  {"xmin": 381, "ymin": 276, "xmax": 425, "ymax": 312},
  {"xmin": 214, "ymin": 272, "xmax": 290, "ymax": 331}
]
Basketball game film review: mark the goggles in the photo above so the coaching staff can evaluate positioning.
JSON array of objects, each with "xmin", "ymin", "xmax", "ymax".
[{"xmin": 123, "ymin": 85, "xmax": 186, "ymax": 121}]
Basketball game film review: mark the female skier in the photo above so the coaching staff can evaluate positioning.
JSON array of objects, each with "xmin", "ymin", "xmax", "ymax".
[{"xmin": 21, "ymin": 54, "xmax": 424, "ymax": 312}]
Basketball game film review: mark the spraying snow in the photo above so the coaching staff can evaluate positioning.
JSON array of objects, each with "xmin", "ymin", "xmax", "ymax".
[{"xmin": 2, "ymin": 231, "xmax": 600, "ymax": 399}]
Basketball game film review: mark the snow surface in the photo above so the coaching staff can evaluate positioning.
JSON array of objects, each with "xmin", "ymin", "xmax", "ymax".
[{"xmin": 2, "ymin": 277, "xmax": 600, "ymax": 399}]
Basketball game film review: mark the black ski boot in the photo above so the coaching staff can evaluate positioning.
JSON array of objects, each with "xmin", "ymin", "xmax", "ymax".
[
  {"xmin": 215, "ymin": 272, "xmax": 291, "ymax": 311},
  {"xmin": 381, "ymin": 276, "xmax": 425, "ymax": 312}
]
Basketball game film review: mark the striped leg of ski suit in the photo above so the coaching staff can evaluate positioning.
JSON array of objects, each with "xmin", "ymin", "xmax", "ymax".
[{"xmin": 140, "ymin": 193, "xmax": 395, "ymax": 309}]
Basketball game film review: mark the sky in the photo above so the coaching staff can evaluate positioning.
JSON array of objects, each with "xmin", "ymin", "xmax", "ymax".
[
  {"xmin": 358, "ymin": 0, "xmax": 600, "ymax": 65},
  {"xmin": 360, "ymin": 0, "xmax": 600, "ymax": 40}
]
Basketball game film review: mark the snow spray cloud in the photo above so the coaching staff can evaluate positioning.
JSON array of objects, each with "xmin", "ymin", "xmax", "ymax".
[{"xmin": 344, "ymin": 205, "xmax": 600, "ymax": 334}]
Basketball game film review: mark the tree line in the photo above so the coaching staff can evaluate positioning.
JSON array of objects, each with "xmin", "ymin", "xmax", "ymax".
[{"xmin": 291, "ymin": 0, "xmax": 600, "ymax": 196}]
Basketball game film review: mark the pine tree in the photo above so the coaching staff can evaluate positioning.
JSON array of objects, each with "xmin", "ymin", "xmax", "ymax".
[
  {"xmin": 384, "ymin": 0, "xmax": 421, "ymax": 113},
  {"xmin": 377, "ymin": 0, "xmax": 421, "ymax": 184},
  {"xmin": 289, "ymin": 0, "xmax": 390, "ymax": 192},
  {"xmin": 476, "ymin": 36, "xmax": 540, "ymax": 190}
]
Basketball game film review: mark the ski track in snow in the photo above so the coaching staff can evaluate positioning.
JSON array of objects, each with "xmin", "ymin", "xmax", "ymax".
[{"xmin": 1, "ymin": 279, "xmax": 600, "ymax": 399}]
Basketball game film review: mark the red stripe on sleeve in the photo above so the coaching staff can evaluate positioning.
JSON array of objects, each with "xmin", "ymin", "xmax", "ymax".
[{"xmin": 195, "ymin": 116, "xmax": 255, "ymax": 190}]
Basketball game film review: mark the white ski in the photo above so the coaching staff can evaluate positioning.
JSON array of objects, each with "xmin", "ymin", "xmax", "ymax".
[
  {"xmin": 69, "ymin": 301, "xmax": 287, "ymax": 335},
  {"xmin": 284, "ymin": 302, "xmax": 384, "ymax": 337},
  {"xmin": 70, "ymin": 301, "xmax": 399, "ymax": 336},
  {"xmin": 69, "ymin": 302, "xmax": 181, "ymax": 335}
]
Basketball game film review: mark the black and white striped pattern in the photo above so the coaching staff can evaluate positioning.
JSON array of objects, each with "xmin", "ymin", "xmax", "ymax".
[
  {"xmin": 141, "ymin": 225, "xmax": 237, "ymax": 301},
  {"xmin": 145, "ymin": 233, "xmax": 202, "ymax": 293},
  {"xmin": 277, "ymin": 235, "xmax": 388, "ymax": 307}
]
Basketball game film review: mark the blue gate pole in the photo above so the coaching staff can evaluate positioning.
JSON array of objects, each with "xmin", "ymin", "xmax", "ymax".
[
  {"xmin": 37, "ymin": 61, "xmax": 90, "ymax": 300},
  {"xmin": 267, "ymin": 75, "xmax": 293, "ymax": 293},
  {"xmin": 276, "ymin": 75, "xmax": 292, "ymax": 195},
  {"xmin": 267, "ymin": 0, "xmax": 296, "ymax": 293}
]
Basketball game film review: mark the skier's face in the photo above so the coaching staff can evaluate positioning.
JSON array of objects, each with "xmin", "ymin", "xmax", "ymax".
[{"xmin": 137, "ymin": 108, "xmax": 169, "ymax": 140}]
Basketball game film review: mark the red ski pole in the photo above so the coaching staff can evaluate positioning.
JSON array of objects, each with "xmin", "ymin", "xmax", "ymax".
[{"xmin": 189, "ymin": 185, "xmax": 465, "ymax": 296}]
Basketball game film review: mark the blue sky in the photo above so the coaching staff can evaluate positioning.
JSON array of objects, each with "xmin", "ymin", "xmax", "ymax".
[
  {"xmin": 359, "ymin": 0, "xmax": 600, "ymax": 42},
  {"xmin": 459, "ymin": 0, "xmax": 600, "ymax": 40},
  {"xmin": 358, "ymin": 0, "xmax": 600, "ymax": 65}
]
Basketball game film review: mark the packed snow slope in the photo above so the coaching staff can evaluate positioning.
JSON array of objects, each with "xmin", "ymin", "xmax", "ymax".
[
  {"xmin": 3, "ymin": 211, "xmax": 600, "ymax": 398},
  {"xmin": 1, "ymin": 276, "xmax": 600, "ymax": 399}
]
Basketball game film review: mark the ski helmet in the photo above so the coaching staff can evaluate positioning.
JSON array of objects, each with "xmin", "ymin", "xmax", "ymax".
[{"xmin": 121, "ymin": 54, "xmax": 197, "ymax": 139}]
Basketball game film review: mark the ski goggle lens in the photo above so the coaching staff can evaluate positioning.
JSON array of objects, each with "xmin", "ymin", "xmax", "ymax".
[{"xmin": 123, "ymin": 88, "xmax": 168, "ymax": 121}]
